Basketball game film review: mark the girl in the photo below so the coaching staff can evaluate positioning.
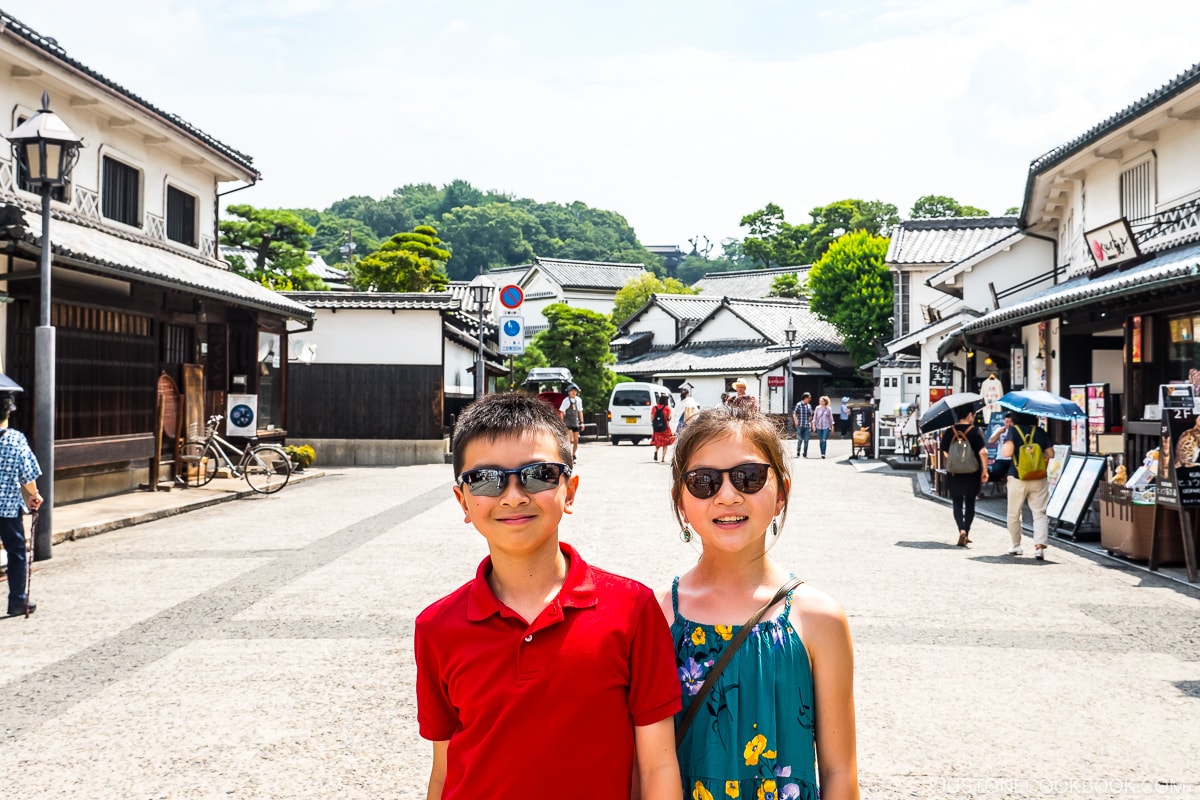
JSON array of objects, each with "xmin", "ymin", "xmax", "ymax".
[
  {"xmin": 812, "ymin": 396, "xmax": 835, "ymax": 459},
  {"xmin": 662, "ymin": 406, "xmax": 859, "ymax": 800},
  {"xmin": 938, "ymin": 407, "xmax": 988, "ymax": 547},
  {"xmin": 651, "ymin": 393, "xmax": 675, "ymax": 463}
]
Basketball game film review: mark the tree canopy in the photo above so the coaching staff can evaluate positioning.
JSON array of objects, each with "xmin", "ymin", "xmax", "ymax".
[
  {"xmin": 611, "ymin": 272, "xmax": 698, "ymax": 326},
  {"xmin": 909, "ymin": 195, "xmax": 990, "ymax": 219},
  {"xmin": 768, "ymin": 272, "xmax": 805, "ymax": 299},
  {"xmin": 351, "ymin": 225, "xmax": 450, "ymax": 292},
  {"xmin": 219, "ymin": 204, "xmax": 324, "ymax": 290},
  {"xmin": 739, "ymin": 198, "xmax": 899, "ymax": 269},
  {"xmin": 534, "ymin": 303, "xmax": 618, "ymax": 412},
  {"xmin": 806, "ymin": 231, "xmax": 892, "ymax": 366}
]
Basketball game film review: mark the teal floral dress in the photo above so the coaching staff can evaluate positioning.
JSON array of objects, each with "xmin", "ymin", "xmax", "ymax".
[{"xmin": 671, "ymin": 577, "xmax": 819, "ymax": 800}]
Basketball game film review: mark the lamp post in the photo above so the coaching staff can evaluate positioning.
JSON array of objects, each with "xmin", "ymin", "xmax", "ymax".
[
  {"xmin": 5, "ymin": 91, "xmax": 83, "ymax": 561},
  {"xmin": 784, "ymin": 318, "xmax": 797, "ymax": 423},
  {"xmin": 467, "ymin": 274, "xmax": 494, "ymax": 400}
]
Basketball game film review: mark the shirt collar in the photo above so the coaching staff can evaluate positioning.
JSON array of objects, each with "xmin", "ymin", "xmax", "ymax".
[{"xmin": 467, "ymin": 542, "xmax": 598, "ymax": 621}]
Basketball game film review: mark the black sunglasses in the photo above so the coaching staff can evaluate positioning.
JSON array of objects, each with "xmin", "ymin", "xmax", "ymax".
[
  {"xmin": 683, "ymin": 463, "xmax": 772, "ymax": 499},
  {"xmin": 457, "ymin": 462, "xmax": 571, "ymax": 497}
]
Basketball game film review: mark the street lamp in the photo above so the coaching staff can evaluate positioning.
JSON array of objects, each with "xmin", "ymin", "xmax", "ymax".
[
  {"xmin": 784, "ymin": 318, "xmax": 797, "ymax": 423},
  {"xmin": 5, "ymin": 91, "xmax": 83, "ymax": 561},
  {"xmin": 467, "ymin": 274, "xmax": 494, "ymax": 400}
]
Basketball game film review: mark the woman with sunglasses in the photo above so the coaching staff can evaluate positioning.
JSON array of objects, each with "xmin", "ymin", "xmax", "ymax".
[{"xmin": 661, "ymin": 406, "xmax": 860, "ymax": 800}]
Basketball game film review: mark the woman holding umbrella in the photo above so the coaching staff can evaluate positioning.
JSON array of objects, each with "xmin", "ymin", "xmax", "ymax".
[{"xmin": 938, "ymin": 407, "xmax": 989, "ymax": 547}]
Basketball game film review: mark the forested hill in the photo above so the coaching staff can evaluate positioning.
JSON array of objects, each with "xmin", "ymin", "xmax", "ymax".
[{"xmin": 286, "ymin": 179, "xmax": 663, "ymax": 281}]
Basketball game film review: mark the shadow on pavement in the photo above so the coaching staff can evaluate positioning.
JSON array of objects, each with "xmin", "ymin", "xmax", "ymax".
[{"xmin": 894, "ymin": 540, "xmax": 961, "ymax": 550}]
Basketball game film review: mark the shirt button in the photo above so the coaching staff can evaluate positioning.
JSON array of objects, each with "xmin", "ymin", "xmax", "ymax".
[{"xmin": 524, "ymin": 634, "xmax": 533, "ymax": 642}]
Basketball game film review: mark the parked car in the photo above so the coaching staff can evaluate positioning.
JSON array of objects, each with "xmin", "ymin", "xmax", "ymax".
[{"xmin": 607, "ymin": 382, "xmax": 676, "ymax": 445}]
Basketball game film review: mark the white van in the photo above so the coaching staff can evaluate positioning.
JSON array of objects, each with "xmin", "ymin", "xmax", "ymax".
[{"xmin": 607, "ymin": 382, "xmax": 675, "ymax": 445}]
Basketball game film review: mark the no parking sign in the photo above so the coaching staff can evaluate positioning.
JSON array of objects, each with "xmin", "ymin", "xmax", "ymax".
[{"xmin": 499, "ymin": 284, "xmax": 524, "ymax": 310}]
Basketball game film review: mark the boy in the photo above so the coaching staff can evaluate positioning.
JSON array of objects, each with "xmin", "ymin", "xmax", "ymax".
[{"xmin": 415, "ymin": 392, "xmax": 682, "ymax": 799}]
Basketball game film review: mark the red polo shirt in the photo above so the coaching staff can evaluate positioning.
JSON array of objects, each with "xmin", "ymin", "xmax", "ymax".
[{"xmin": 415, "ymin": 542, "xmax": 680, "ymax": 798}]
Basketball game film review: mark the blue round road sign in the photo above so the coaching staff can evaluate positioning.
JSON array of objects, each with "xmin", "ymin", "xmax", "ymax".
[
  {"xmin": 499, "ymin": 284, "xmax": 524, "ymax": 309},
  {"xmin": 503, "ymin": 318, "xmax": 522, "ymax": 336}
]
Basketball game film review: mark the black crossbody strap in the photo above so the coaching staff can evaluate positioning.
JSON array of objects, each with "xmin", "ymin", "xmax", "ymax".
[{"xmin": 675, "ymin": 576, "xmax": 804, "ymax": 748}]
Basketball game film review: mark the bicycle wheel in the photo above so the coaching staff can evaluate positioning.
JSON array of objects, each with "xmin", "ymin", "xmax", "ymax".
[
  {"xmin": 178, "ymin": 442, "xmax": 218, "ymax": 487},
  {"xmin": 243, "ymin": 445, "xmax": 291, "ymax": 494}
]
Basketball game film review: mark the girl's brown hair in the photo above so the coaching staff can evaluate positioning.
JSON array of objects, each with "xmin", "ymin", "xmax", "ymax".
[{"xmin": 668, "ymin": 405, "xmax": 791, "ymax": 528}]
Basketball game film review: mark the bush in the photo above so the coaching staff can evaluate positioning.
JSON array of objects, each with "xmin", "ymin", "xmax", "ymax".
[{"xmin": 284, "ymin": 444, "xmax": 316, "ymax": 469}]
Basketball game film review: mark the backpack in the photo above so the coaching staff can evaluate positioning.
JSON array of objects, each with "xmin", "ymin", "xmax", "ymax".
[
  {"xmin": 651, "ymin": 405, "xmax": 668, "ymax": 432},
  {"xmin": 946, "ymin": 426, "xmax": 980, "ymax": 474},
  {"xmin": 1015, "ymin": 426, "xmax": 1048, "ymax": 480}
]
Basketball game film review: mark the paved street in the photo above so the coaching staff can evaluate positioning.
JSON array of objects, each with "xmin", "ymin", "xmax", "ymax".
[{"xmin": 2, "ymin": 437, "xmax": 1200, "ymax": 798}]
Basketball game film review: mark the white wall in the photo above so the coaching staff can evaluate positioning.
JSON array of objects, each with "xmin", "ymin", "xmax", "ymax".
[
  {"xmin": 689, "ymin": 310, "xmax": 756, "ymax": 342},
  {"xmin": 627, "ymin": 306, "xmax": 678, "ymax": 345},
  {"xmin": 445, "ymin": 339, "xmax": 477, "ymax": 397},
  {"xmin": 302, "ymin": 308, "xmax": 443, "ymax": 364}
]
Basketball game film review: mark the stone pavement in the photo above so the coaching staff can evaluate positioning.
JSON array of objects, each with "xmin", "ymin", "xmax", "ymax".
[{"xmin": 0, "ymin": 438, "xmax": 1197, "ymax": 798}]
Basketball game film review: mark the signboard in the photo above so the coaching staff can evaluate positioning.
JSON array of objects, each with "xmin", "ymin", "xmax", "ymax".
[
  {"xmin": 928, "ymin": 361, "xmax": 952, "ymax": 386},
  {"xmin": 1069, "ymin": 384, "xmax": 1088, "ymax": 454},
  {"xmin": 1084, "ymin": 218, "xmax": 1141, "ymax": 270},
  {"xmin": 1050, "ymin": 455, "xmax": 1106, "ymax": 535},
  {"xmin": 499, "ymin": 284, "xmax": 525, "ymax": 309},
  {"xmin": 1159, "ymin": 405, "xmax": 1200, "ymax": 509},
  {"xmin": 767, "ymin": 376, "xmax": 785, "ymax": 388},
  {"xmin": 226, "ymin": 394, "xmax": 258, "ymax": 436},
  {"xmin": 498, "ymin": 312, "xmax": 526, "ymax": 355},
  {"xmin": 1087, "ymin": 383, "xmax": 1109, "ymax": 454},
  {"xmin": 1010, "ymin": 345, "xmax": 1026, "ymax": 390}
]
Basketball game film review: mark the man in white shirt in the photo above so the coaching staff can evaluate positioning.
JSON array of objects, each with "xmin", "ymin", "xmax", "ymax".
[{"xmin": 558, "ymin": 384, "xmax": 584, "ymax": 460}]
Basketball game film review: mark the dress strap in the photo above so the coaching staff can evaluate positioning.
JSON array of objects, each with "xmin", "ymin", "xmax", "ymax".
[
  {"xmin": 671, "ymin": 576, "xmax": 681, "ymax": 617},
  {"xmin": 779, "ymin": 575, "xmax": 802, "ymax": 622}
]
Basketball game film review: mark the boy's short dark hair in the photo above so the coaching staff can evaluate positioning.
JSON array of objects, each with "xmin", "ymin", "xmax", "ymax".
[
  {"xmin": 452, "ymin": 392, "xmax": 573, "ymax": 475},
  {"xmin": 1013, "ymin": 412, "xmax": 1038, "ymax": 426}
]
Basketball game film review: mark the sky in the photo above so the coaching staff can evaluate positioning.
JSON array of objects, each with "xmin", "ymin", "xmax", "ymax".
[{"xmin": 8, "ymin": 0, "xmax": 1200, "ymax": 250}]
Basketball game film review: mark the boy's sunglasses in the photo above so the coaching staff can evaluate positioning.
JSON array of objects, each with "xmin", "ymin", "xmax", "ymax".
[
  {"xmin": 457, "ymin": 462, "xmax": 571, "ymax": 497},
  {"xmin": 683, "ymin": 463, "xmax": 772, "ymax": 499}
]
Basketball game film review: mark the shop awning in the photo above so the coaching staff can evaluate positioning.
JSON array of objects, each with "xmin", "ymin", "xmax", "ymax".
[
  {"xmin": 961, "ymin": 241, "xmax": 1200, "ymax": 335},
  {"xmin": 11, "ymin": 209, "xmax": 314, "ymax": 322}
]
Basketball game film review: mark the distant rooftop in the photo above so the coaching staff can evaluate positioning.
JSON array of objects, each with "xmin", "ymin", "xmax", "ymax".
[
  {"xmin": 692, "ymin": 265, "xmax": 810, "ymax": 299},
  {"xmin": 886, "ymin": 217, "xmax": 1021, "ymax": 266}
]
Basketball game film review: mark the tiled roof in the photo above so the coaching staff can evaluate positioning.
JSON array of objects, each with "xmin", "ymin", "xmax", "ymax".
[
  {"xmin": 617, "ymin": 343, "xmax": 786, "ymax": 377},
  {"xmin": 692, "ymin": 266, "xmax": 809, "ymax": 298},
  {"xmin": 281, "ymin": 291, "xmax": 459, "ymax": 310},
  {"xmin": 651, "ymin": 294, "xmax": 722, "ymax": 323},
  {"xmin": 22, "ymin": 207, "xmax": 311, "ymax": 320},
  {"xmin": 688, "ymin": 297, "xmax": 846, "ymax": 353},
  {"xmin": 611, "ymin": 330, "xmax": 654, "ymax": 347},
  {"xmin": 530, "ymin": 257, "xmax": 646, "ymax": 290},
  {"xmin": 887, "ymin": 218, "xmax": 1021, "ymax": 265},
  {"xmin": 963, "ymin": 240, "xmax": 1200, "ymax": 334},
  {"xmin": 1023, "ymin": 61, "xmax": 1200, "ymax": 207},
  {"xmin": 0, "ymin": 11, "xmax": 257, "ymax": 175}
]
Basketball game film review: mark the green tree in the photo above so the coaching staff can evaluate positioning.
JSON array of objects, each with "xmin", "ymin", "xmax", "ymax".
[
  {"xmin": 534, "ymin": 303, "xmax": 618, "ymax": 411},
  {"xmin": 768, "ymin": 272, "xmax": 805, "ymax": 299},
  {"xmin": 1003, "ymin": 206, "xmax": 1021, "ymax": 216},
  {"xmin": 740, "ymin": 203, "xmax": 803, "ymax": 268},
  {"xmin": 801, "ymin": 199, "xmax": 900, "ymax": 260},
  {"xmin": 910, "ymin": 195, "xmax": 989, "ymax": 219},
  {"xmin": 219, "ymin": 204, "xmax": 324, "ymax": 290},
  {"xmin": 611, "ymin": 272, "xmax": 697, "ymax": 326},
  {"xmin": 806, "ymin": 231, "xmax": 892, "ymax": 366},
  {"xmin": 351, "ymin": 224, "xmax": 450, "ymax": 292},
  {"xmin": 438, "ymin": 203, "xmax": 539, "ymax": 280}
]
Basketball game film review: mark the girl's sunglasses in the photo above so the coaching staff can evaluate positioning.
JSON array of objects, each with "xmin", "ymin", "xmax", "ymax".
[
  {"xmin": 457, "ymin": 462, "xmax": 571, "ymax": 497},
  {"xmin": 683, "ymin": 463, "xmax": 772, "ymax": 499}
]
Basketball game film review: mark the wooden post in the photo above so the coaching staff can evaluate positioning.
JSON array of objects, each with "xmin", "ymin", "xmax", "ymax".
[{"xmin": 150, "ymin": 392, "xmax": 164, "ymax": 491}]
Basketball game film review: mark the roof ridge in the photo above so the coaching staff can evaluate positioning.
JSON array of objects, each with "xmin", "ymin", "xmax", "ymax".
[{"xmin": 897, "ymin": 217, "xmax": 1020, "ymax": 230}]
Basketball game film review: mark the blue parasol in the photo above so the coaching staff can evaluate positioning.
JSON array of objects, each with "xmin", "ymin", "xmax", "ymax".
[{"xmin": 997, "ymin": 390, "xmax": 1085, "ymax": 421}]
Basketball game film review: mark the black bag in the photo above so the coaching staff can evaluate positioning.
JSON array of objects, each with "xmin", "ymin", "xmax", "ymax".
[
  {"xmin": 652, "ymin": 405, "xmax": 668, "ymax": 432},
  {"xmin": 946, "ymin": 426, "xmax": 980, "ymax": 474}
]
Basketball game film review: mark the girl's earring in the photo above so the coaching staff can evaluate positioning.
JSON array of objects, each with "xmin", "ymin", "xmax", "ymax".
[
  {"xmin": 771, "ymin": 518, "xmax": 779, "ymax": 537},
  {"xmin": 680, "ymin": 524, "xmax": 692, "ymax": 543}
]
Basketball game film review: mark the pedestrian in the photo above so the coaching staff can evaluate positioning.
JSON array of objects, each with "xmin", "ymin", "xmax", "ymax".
[
  {"xmin": 812, "ymin": 395, "xmax": 835, "ymax": 458},
  {"xmin": 676, "ymin": 387, "xmax": 700, "ymax": 434},
  {"xmin": 1000, "ymin": 411, "xmax": 1055, "ymax": 559},
  {"xmin": 792, "ymin": 391, "xmax": 814, "ymax": 458},
  {"xmin": 662, "ymin": 405, "xmax": 859, "ymax": 799},
  {"xmin": 650, "ymin": 393, "xmax": 675, "ymax": 462},
  {"xmin": 982, "ymin": 412, "xmax": 1015, "ymax": 498},
  {"xmin": 415, "ymin": 392, "xmax": 681, "ymax": 798},
  {"xmin": 0, "ymin": 392, "xmax": 43, "ymax": 617},
  {"xmin": 719, "ymin": 392, "xmax": 730, "ymax": 407},
  {"xmin": 727, "ymin": 379, "xmax": 759, "ymax": 411},
  {"xmin": 939, "ymin": 408, "xmax": 989, "ymax": 547},
  {"xmin": 557, "ymin": 383, "xmax": 583, "ymax": 460},
  {"xmin": 839, "ymin": 396, "xmax": 852, "ymax": 438}
]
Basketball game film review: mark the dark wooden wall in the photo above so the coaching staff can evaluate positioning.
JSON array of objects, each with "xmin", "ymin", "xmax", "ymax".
[{"xmin": 287, "ymin": 364, "xmax": 443, "ymax": 440}]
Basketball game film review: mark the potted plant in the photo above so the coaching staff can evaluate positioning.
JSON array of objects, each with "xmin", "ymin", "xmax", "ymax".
[{"xmin": 284, "ymin": 444, "xmax": 316, "ymax": 472}]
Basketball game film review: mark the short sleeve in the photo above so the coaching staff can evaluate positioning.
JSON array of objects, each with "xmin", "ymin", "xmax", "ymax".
[
  {"xmin": 19, "ymin": 445, "xmax": 41, "ymax": 485},
  {"xmin": 414, "ymin": 618, "xmax": 458, "ymax": 741},
  {"xmin": 939, "ymin": 429, "xmax": 952, "ymax": 452},
  {"xmin": 559, "ymin": 398, "xmax": 569, "ymax": 412},
  {"xmin": 627, "ymin": 591, "xmax": 683, "ymax": 727},
  {"xmin": 969, "ymin": 428, "xmax": 987, "ymax": 451}
]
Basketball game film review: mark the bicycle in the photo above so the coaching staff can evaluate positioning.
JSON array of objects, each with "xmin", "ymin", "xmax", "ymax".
[{"xmin": 178, "ymin": 414, "xmax": 292, "ymax": 494}]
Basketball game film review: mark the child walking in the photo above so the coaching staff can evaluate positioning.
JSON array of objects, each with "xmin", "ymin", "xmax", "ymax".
[
  {"xmin": 662, "ymin": 406, "xmax": 859, "ymax": 800},
  {"xmin": 415, "ymin": 392, "xmax": 682, "ymax": 799}
]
